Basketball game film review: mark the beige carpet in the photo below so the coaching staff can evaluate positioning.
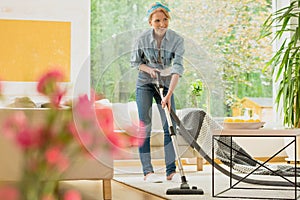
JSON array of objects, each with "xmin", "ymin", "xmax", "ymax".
[{"xmin": 113, "ymin": 164, "xmax": 298, "ymax": 200}]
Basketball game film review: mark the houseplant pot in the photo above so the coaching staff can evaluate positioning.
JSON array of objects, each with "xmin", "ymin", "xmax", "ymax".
[{"xmin": 262, "ymin": 0, "xmax": 300, "ymax": 161}]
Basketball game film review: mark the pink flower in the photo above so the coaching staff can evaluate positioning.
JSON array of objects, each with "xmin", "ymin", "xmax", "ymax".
[
  {"xmin": 126, "ymin": 121, "xmax": 146, "ymax": 147},
  {"xmin": 45, "ymin": 146, "xmax": 62, "ymax": 164},
  {"xmin": 74, "ymin": 94, "xmax": 94, "ymax": 120},
  {"xmin": 72, "ymin": 93, "xmax": 145, "ymax": 158},
  {"xmin": 16, "ymin": 129, "xmax": 35, "ymax": 149},
  {"xmin": 45, "ymin": 146, "xmax": 69, "ymax": 172},
  {"xmin": 95, "ymin": 107, "xmax": 114, "ymax": 136},
  {"xmin": 63, "ymin": 190, "xmax": 81, "ymax": 200},
  {"xmin": 2, "ymin": 112, "xmax": 44, "ymax": 150},
  {"xmin": 37, "ymin": 70, "xmax": 64, "ymax": 94},
  {"xmin": 2, "ymin": 112, "xmax": 28, "ymax": 140},
  {"xmin": 0, "ymin": 186, "xmax": 20, "ymax": 200},
  {"xmin": 37, "ymin": 69, "xmax": 66, "ymax": 107},
  {"xmin": 51, "ymin": 89, "xmax": 66, "ymax": 107},
  {"xmin": 106, "ymin": 131, "xmax": 124, "ymax": 148}
]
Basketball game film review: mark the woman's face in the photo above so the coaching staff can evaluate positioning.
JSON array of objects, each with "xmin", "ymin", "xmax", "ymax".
[{"xmin": 149, "ymin": 11, "xmax": 169, "ymax": 37}]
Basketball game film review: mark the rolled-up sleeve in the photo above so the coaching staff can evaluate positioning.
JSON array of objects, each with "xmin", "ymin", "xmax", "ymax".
[
  {"xmin": 130, "ymin": 40, "xmax": 143, "ymax": 69},
  {"xmin": 171, "ymin": 37, "xmax": 184, "ymax": 76}
]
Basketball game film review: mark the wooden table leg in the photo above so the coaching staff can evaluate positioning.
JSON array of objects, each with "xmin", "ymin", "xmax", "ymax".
[
  {"xmin": 103, "ymin": 179, "xmax": 112, "ymax": 200},
  {"xmin": 196, "ymin": 156, "xmax": 203, "ymax": 171}
]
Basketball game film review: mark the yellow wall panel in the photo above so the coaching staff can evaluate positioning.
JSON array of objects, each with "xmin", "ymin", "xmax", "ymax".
[{"xmin": 0, "ymin": 19, "xmax": 71, "ymax": 82}]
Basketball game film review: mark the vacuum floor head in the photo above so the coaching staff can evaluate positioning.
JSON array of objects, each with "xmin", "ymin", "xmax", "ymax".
[{"xmin": 166, "ymin": 186, "xmax": 204, "ymax": 195}]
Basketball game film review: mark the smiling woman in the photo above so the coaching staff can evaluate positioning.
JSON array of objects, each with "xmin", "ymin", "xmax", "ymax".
[{"xmin": 130, "ymin": 1, "xmax": 185, "ymax": 183}]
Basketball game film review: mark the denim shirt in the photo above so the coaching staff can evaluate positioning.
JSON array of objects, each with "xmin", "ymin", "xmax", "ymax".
[{"xmin": 131, "ymin": 28, "xmax": 184, "ymax": 87}]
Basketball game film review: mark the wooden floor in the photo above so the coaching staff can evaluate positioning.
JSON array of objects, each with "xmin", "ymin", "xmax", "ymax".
[
  {"xmin": 112, "ymin": 179, "xmax": 167, "ymax": 200},
  {"xmin": 58, "ymin": 178, "xmax": 166, "ymax": 200}
]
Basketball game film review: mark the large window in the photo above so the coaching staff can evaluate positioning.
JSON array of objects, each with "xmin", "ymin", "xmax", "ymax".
[{"xmin": 91, "ymin": 0, "xmax": 273, "ymax": 117}]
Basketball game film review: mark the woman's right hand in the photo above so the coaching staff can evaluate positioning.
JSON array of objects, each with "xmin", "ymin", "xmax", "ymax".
[
  {"xmin": 139, "ymin": 64, "xmax": 160, "ymax": 78},
  {"xmin": 149, "ymin": 68, "xmax": 161, "ymax": 78}
]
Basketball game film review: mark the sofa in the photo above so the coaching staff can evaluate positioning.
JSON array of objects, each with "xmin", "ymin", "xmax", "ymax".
[
  {"xmin": 98, "ymin": 100, "xmax": 204, "ymax": 171},
  {"xmin": 0, "ymin": 108, "xmax": 113, "ymax": 200}
]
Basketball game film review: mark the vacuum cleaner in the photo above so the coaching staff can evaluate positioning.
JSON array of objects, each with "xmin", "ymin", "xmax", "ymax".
[
  {"xmin": 153, "ymin": 72, "xmax": 300, "ymax": 191},
  {"xmin": 168, "ymin": 101, "xmax": 300, "ymax": 188},
  {"xmin": 154, "ymin": 72, "xmax": 204, "ymax": 195}
]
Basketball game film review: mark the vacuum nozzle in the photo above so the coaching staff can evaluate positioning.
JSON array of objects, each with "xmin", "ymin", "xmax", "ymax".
[{"xmin": 166, "ymin": 186, "xmax": 204, "ymax": 195}]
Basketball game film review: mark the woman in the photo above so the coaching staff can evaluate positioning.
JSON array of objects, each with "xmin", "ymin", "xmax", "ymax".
[{"xmin": 131, "ymin": 2, "xmax": 184, "ymax": 183}]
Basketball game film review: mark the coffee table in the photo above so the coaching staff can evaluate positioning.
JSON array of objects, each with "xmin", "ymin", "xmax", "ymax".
[{"xmin": 212, "ymin": 128, "xmax": 300, "ymax": 199}]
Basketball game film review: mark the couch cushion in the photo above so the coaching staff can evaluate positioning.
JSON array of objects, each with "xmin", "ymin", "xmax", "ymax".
[
  {"xmin": 96, "ymin": 100, "xmax": 139, "ymax": 130},
  {"xmin": 111, "ymin": 102, "xmax": 139, "ymax": 130}
]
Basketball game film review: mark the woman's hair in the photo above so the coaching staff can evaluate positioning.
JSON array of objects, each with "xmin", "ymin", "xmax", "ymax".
[{"xmin": 147, "ymin": 2, "xmax": 171, "ymax": 22}]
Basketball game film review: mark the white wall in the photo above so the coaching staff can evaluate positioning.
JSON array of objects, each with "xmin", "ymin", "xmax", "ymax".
[
  {"xmin": 272, "ymin": 0, "xmax": 290, "ymax": 128},
  {"xmin": 0, "ymin": 0, "xmax": 90, "ymax": 102}
]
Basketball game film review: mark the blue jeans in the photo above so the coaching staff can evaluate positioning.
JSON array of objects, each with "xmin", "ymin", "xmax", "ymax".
[{"xmin": 136, "ymin": 83, "xmax": 176, "ymax": 177}]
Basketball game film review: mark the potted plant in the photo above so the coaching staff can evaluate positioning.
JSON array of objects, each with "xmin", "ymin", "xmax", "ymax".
[
  {"xmin": 261, "ymin": 0, "xmax": 300, "ymax": 162},
  {"xmin": 262, "ymin": 0, "xmax": 300, "ymax": 128},
  {"xmin": 190, "ymin": 79, "xmax": 204, "ymax": 108}
]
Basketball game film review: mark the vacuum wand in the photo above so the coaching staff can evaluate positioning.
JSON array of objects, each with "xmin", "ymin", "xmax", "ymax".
[
  {"xmin": 155, "ymin": 72, "xmax": 204, "ymax": 195},
  {"xmin": 155, "ymin": 72, "xmax": 187, "ymax": 184}
]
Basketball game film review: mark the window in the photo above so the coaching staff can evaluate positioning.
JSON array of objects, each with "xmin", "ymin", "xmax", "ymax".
[{"xmin": 91, "ymin": 0, "xmax": 273, "ymax": 117}]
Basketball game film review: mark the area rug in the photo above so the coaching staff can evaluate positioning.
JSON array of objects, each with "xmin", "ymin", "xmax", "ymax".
[
  {"xmin": 114, "ymin": 172, "xmax": 211, "ymax": 200},
  {"xmin": 113, "ymin": 165, "xmax": 297, "ymax": 200}
]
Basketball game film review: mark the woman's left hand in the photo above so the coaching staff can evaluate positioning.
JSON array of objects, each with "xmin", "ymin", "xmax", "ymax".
[
  {"xmin": 161, "ymin": 95, "xmax": 171, "ymax": 110},
  {"xmin": 161, "ymin": 74, "xmax": 179, "ymax": 111}
]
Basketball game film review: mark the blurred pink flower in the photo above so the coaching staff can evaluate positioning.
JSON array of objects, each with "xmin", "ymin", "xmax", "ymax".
[
  {"xmin": 63, "ymin": 190, "xmax": 81, "ymax": 200},
  {"xmin": 126, "ymin": 121, "xmax": 146, "ymax": 147},
  {"xmin": 2, "ymin": 111, "xmax": 28, "ymax": 140},
  {"xmin": 45, "ymin": 146, "xmax": 63, "ymax": 164},
  {"xmin": 94, "ymin": 105, "xmax": 146, "ymax": 157},
  {"xmin": 0, "ymin": 186, "xmax": 20, "ymax": 200},
  {"xmin": 51, "ymin": 89, "xmax": 65, "ymax": 107},
  {"xmin": 0, "ymin": 70, "xmax": 88, "ymax": 199},
  {"xmin": 45, "ymin": 146, "xmax": 69, "ymax": 172},
  {"xmin": 37, "ymin": 69, "xmax": 66, "ymax": 107},
  {"xmin": 2, "ymin": 112, "xmax": 44, "ymax": 150},
  {"xmin": 95, "ymin": 106, "xmax": 114, "ymax": 137},
  {"xmin": 74, "ymin": 94, "xmax": 94, "ymax": 120},
  {"xmin": 16, "ymin": 129, "xmax": 36, "ymax": 150},
  {"xmin": 37, "ymin": 70, "xmax": 64, "ymax": 94}
]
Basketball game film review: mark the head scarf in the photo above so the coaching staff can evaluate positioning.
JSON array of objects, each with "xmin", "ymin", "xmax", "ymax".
[{"xmin": 147, "ymin": 2, "xmax": 170, "ymax": 18}]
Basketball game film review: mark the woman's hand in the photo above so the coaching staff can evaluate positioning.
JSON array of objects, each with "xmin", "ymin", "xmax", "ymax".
[
  {"xmin": 161, "ymin": 95, "xmax": 171, "ymax": 110},
  {"xmin": 138, "ymin": 64, "xmax": 160, "ymax": 79},
  {"xmin": 149, "ymin": 68, "xmax": 161, "ymax": 79},
  {"xmin": 161, "ymin": 74, "xmax": 179, "ymax": 110}
]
